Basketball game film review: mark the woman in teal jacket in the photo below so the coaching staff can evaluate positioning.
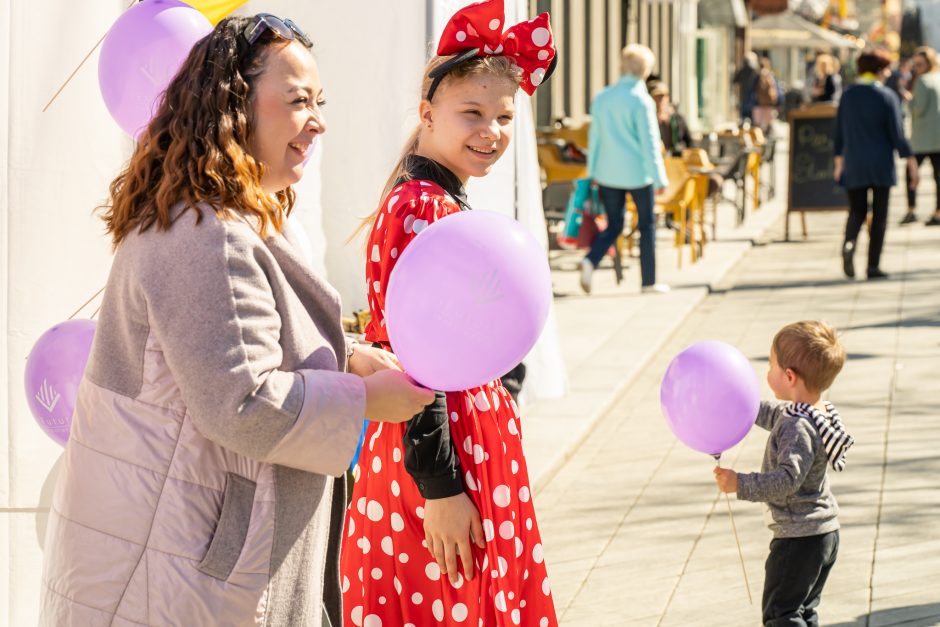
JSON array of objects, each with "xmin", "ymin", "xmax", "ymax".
[{"xmin": 580, "ymin": 44, "xmax": 669, "ymax": 294}]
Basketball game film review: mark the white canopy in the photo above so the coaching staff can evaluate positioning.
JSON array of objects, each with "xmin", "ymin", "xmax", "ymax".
[
  {"xmin": 0, "ymin": 1, "xmax": 567, "ymax": 620},
  {"xmin": 751, "ymin": 11, "xmax": 860, "ymax": 49}
]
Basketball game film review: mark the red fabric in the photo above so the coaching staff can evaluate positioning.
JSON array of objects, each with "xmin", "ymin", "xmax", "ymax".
[
  {"xmin": 341, "ymin": 180, "xmax": 558, "ymax": 627},
  {"xmin": 437, "ymin": 0, "xmax": 555, "ymax": 96}
]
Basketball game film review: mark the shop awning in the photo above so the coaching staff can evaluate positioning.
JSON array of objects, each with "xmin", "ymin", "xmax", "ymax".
[
  {"xmin": 750, "ymin": 11, "xmax": 860, "ymax": 49},
  {"xmin": 699, "ymin": 0, "xmax": 748, "ymax": 28}
]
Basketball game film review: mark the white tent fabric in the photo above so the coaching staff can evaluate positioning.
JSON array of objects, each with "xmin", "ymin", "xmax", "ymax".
[
  {"xmin": 2, "ymin": 3, "xmax": 132, "ymax": 621},
  {"xmin": 0, "ymin": 1, "xmax": 566, "ymax": 618}
]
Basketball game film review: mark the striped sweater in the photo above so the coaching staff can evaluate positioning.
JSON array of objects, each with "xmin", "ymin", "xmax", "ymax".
[{"xmin": 736, "ymin": 401, "xmax": 844, "ymax": 539}]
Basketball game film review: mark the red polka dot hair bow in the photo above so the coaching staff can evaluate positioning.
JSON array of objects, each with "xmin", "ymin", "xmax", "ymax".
[{"xmin": 427, "ymin": 0, "xmax": 556, "ymax": 101}]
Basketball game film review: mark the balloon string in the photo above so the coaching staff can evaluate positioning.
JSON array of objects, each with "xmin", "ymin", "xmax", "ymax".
[
  {"xmin": 715, "ymin": 454, "xmax": 752, "ymax": 604},
  {"xmin": 41, "ymin": 0, "xmax": 137, "ymax": 112},
  {"xmin": 68, "ymin": 287, "xmax": 106, "ymax": 320},
  {"xmin": 724, "ymin": 493, "xmax": 753, "ymax": 605}
]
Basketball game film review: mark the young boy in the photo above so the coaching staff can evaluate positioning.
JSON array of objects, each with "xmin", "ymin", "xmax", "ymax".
[{"xmin": 714, "ymin": 320, "xmax": 854, "ymax": 627}]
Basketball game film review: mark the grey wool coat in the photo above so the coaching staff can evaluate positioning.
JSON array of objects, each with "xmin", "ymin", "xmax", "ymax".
[{"xmin": 40, "ymin": 204, "xmax": 366, "ymax": 626}]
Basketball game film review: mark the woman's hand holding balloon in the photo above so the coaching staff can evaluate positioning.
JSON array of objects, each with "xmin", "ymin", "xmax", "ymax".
[
  {"xmin": 363, "ymin": 370, "xmax": 435, "ymax": 423},
  {"xmin": 348, "ymin": 344, "xmax": 403, "ymax": 377}
]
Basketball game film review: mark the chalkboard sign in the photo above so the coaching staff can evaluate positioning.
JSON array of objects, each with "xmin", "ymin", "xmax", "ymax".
[{"xmin": 786, "ymin": 105, "xmax": 848, "ymax": 239}]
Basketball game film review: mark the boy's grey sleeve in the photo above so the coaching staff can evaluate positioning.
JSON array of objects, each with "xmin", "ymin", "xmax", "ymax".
[
  {"xmin": 754, "ymin": 400, "xmax": 787, "ymax": 431},
  {"xmin": 737, "ymin": 418, "xmax": 817, "ymax": 503}
]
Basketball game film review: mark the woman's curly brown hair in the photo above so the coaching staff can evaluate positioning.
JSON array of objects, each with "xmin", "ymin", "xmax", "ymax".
[{"xmin": 101, "ymin": 16, "xmax": 310, "ymax": 249}]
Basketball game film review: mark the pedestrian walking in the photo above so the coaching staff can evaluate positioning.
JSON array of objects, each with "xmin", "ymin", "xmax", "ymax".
[
  {"xmin": 715, "ymin": 321, "xmax": 853, "ymax": 627},
  {"xmin": 734, "ymin": 51, "xmax": 760, "ymax": 122},
  {"xmin": 340, "ymin": 2, "xmax": 559, "ymax": 625},
  {"xmin": 581, "ymin": 44, "xmax": 669, "ymax": 294},
  {"xmin": 899, "ymin": 46, "xmax": 940, "ymax": 226},
  {"xmin": 39, "ymin": 14, "xmax": 434, "ymax": 627},
  {"xmin": 811, "ymin": 53, "xmax": 842, "ymax": 104},
  {"xmin": 884, "ymin": 57, "xmax": 913, "ymax": 107},
  {"xmin": 752, "ymin": 56, "xmax": 782, "ymax": 130},
  {"xmin": 834, "ymin": 48, "xmax": 918, "ymax": 280}
]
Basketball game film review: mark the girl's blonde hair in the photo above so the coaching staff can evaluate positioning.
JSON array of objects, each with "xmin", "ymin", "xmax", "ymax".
[{"xmin": 352, "ymin": 54, "xmax": 522, "ymax": 242}]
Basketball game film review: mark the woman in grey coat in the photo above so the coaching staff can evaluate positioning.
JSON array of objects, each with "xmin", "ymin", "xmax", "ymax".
[
  {"xmin": 900, "ymin": 46, "xmax": 940, "ymax": 225},
  {"xmin": 39, "ymin": 15, "xmax": 434, "ymax": 627}
]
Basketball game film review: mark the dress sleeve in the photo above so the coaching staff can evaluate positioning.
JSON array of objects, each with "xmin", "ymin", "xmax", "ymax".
[
  {"xmin": 403, "ymin": 392, "xmax": 463, "ymax": 499},
  {"xmin": 367, "ymin": 185, "xmax": 464, "ymax": 499},
  {"xmin": 365, "ymin": 186, "xmax": 456, "ymax": 344}
]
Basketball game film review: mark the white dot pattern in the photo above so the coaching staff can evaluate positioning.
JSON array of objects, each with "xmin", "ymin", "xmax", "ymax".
[
  {"xmin": 341, "ymin": 179, "xmax": 557, "ymax": 625},
  {"xmin": 531, "ymin": 27, "xmax": 550, "ymax": 47}
]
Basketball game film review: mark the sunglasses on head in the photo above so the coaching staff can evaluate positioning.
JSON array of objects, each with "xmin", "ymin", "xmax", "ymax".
[{"xmin": 243, "ymin": 13, "xmax": 312, "ymax": 48}]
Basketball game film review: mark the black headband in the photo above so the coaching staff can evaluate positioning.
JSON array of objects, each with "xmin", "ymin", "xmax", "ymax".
[{"xmin": 425, "ymin": 49, "xmax": 558, "ymax": 102}]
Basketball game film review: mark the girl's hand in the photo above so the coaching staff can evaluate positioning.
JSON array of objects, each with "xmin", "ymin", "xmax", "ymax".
[
  {"xmin": 348, "ymin": 344, "xmax": 402, "ymax": 377},
  {"xmin": 423, "ymin": 493, "xmax": 485, "ymax": 583},
  {"xmin": 714, "ymin": 466, "xmax": 738, "ymax": 493},
  {"xmin": 833, "ymin": 156, "xmax": 843, "ymax": 183}
]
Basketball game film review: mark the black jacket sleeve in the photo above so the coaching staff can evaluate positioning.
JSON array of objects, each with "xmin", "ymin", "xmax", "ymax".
[{"xmin": 402, "ymin": 391, "xmax": 464, "ymax": 499}]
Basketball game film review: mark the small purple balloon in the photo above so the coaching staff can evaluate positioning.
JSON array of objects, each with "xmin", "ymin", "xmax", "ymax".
[
  {"xmin": 99, "ymin": 0, "xmax": 212, "ymax": 137},
  {"xmin": 660, "ymin": 340, "xmax": 760, "ymax": 456},
  {"xmin": 302, "ymin": 136, "xmax": 319, "ymax": 167},
  {"xmin": 24, "ymin": 319, "xmax": 97, "ymax": 446},
  {"xmin": 386, "ymin": 210, "xmax": 552, "ymax": 392}
]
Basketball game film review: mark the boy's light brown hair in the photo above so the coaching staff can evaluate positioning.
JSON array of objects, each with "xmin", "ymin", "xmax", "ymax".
[{"xmin": 773, "ymin": 321, "xmax": 846, "ymax": 393}]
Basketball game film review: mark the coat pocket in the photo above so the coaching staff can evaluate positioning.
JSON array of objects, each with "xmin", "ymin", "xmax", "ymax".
[{"xmin": 197, "ymin": 472, "xmax": 257, "ymax": 581}]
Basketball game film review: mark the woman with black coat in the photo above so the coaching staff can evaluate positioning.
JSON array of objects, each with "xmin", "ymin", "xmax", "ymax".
[{"xmin": 834, "ymin": 49, "xmax": 919, "ymax": 280}]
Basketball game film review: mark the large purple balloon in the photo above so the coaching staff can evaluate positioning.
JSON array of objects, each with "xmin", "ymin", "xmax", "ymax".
[
  {"xmin": 99, "ymin": 0, "xmax": 212, "ymax": 137},
  {"xmin": 24, "ymin": 320, "xmax": 97, "ymax": 446},
  {"xmin": 385, "ymin": 211, "xmax": 552, "ymax": 392},
  {"xmin": 660, "ymin": 340, "xmax": 760, "ymax": 456}
]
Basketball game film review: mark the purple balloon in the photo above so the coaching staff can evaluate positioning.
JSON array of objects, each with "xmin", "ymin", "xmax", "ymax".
[
  {"xmin": 99, "ymin": 0, "xmax": 212, "ymax": 137},
  {"xmin": 660, "ymin": 340, "xmax": 760, "ymax": 456},
  {"xmin": 24, "ymin": 319, "xmax": 97, "ymax": 446},
  {"xmin": 385, "ymin": 211, "xmax": 552, "ymax": 392},
  {"xmin": 302, "ymin": 136, "xmax": 319, "ymax": 167}
]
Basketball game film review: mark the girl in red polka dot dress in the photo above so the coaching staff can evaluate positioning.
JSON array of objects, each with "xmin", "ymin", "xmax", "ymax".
[{"xmin": 340, "ymin": 2, "xmax": 558, "ymax": 626}]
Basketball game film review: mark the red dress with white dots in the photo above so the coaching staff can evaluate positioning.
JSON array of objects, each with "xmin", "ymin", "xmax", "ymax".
[{"xmin": 340, "ymin": 179, "xmax": 558, "ymax": 627}]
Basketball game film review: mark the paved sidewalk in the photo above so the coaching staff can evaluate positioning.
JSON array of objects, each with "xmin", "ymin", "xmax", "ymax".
[
  {"xmin": 524, "ymin": 144, "xmax": 790, "ymax": 491},
  {"xmin": 530, "ymin": 177, "xmax": 940, "ymax": 625}
]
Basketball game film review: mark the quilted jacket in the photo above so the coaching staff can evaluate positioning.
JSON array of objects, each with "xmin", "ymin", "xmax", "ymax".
[{"xmin": 40, "ymin": 205, "xmax": 366, "ymax": 626}]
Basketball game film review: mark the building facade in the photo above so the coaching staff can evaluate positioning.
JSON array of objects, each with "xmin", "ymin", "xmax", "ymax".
[{"xmin": 531, "ymin": 0, "xmax": 745, "ymax": 134}]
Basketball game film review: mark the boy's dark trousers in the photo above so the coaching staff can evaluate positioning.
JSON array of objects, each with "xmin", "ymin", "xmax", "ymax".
[{"xmin": 762, "ymin": 530, "xmax": 839, "ymax": 627}]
